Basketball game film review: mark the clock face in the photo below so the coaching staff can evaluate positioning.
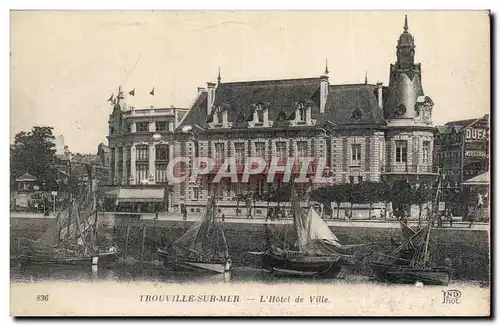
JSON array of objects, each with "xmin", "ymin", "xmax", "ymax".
[{"xmin": 395, "ymin": 104, "xmax": 406, "ymax": 117}]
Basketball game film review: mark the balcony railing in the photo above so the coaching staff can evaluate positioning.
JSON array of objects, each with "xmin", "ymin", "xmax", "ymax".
[
  {"xmin": 200, "ymin": 158, "xmax": 328, "ymax": 176},
  {"xmin": 381, "ymin": 164, "xmax": 439, "ymax": 174}
]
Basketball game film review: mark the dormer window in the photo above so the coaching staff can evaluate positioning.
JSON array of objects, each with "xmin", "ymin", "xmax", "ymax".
[{"xmin": 136, "ymin": 122, "xmax": 149, "ymax": 132}]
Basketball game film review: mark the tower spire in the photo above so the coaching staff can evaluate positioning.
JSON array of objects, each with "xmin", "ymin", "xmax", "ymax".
[
  {"xmin": 217, "ymin": 66, "xmax": 221, "ymax": 85},
  {"xmin": 404, "ymin": 14, "xmax": 408, "ymax": 32},
  {"xmin": 324, "ymin": 59, "xmax": 329, "ymax": 75},
  {"xmin": 365, "ymin": 70, "xmax": 368, "ymax": 84}
]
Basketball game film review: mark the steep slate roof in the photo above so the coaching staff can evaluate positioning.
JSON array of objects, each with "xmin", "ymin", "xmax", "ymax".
[
  {"xmin": 177, "ymin": 77, "xmax": 386, "ymax": 131},
  {"xmin": 214, "ymin": 78, "xmax": 320, "ymax": 123},
  {"xmin": 318, "ymin": 84, "xmax": 386, "ymax": 126},
  {"xmin": 176, "ymin": 92, "xmax": 208, "ymax": 130}
]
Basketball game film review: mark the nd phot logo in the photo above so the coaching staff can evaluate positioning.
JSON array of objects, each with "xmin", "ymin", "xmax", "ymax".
[{"xmin": 441, "ymin": 289, "xmax": 462, "ymax": 304}]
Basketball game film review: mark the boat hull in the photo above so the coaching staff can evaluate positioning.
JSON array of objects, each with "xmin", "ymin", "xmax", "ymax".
[
  {"xmin": 369, "ymin": 261, "xmax": 451, "ymax": 286},
  {"xmin": 157, "ymin": 249, "xmax": 231, "ymax": 274},
  {"xmin": 262, "ymin": 251, "xmax": 343, "ymax": 278},
  {"xmin": 17, "ymin": 251, "xmax": 118, "ymax": 267}
]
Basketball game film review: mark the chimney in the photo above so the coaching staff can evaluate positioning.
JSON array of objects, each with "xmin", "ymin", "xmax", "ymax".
[
  {"xmin": 197, "ymin": 87, "xmax": 206, "ymax": 95},
  {"xmin": 172, "ymin": 105, "xmax": 178, "ymax": 129},
  {"xmin": 319, "ymin": 75, "xmax": 329, "ymax": 114},
  {"xmin": 376, "ymin": 82, "xmax": 383, "ymax": 109},
  {"xmin": 207, "ymin": 82, "xmax": 216, "ymax": 115}
]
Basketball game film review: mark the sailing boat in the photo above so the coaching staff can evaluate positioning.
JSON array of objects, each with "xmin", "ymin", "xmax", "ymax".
[
  {"xmin": 369, "ymin": 178, "xmax": 452, "ymax": 286},
  {"xmin": 254, "ymin": 184, "xmax": 367, "ymax": 277},
  {"xmin": 157, "ymin": 193, "xmax": 231, "ymax": 274},
  {"xmin": 17, "ymin": 185, "xmax": 118, "ymax": 267}
]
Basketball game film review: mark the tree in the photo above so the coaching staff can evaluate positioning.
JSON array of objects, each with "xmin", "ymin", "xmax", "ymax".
[
  {"xmin": 10, "ymin": 126, "xmax": 58, "ymax": 190},
  {"xmin": 414, "ymin": 182, "xmax": 433, "ymax": 225},
  {"xmin": 343, "ymin": 183, "xmax": 359, "ymax": 219},
  {"xmin": 391, "ymin": 180, "xmax": 415, "ymax": 219},
  {"xmin": 359, "ymin": 181, "xmax": 381, "ymax": 219},
  {"xmin": 377, "ymin": 182, "xmax": 392, "ymax": 220}
]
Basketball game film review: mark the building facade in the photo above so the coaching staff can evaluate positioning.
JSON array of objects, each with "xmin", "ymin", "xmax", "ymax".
[
  {"xmin": 434, "ymin": 114, "xmax": 489, "ymax": 187},
  {"xmin": 107, "ymin": 16, "xmax": 439, "ymax": 216},
  {"xmin": 106, "ymin": 87, "xmax": 188, "ymax": 211}
]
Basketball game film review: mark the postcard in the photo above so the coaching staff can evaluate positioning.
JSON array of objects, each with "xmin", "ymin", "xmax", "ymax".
[{"xmin": 10, "ymin": 10, "xmax": 490, "ymax": 317}]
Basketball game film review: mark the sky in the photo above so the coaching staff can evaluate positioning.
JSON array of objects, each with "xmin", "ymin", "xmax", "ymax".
[{"xmin": 10, "ymin": 10, "xmax": 490, "ymax": 153}]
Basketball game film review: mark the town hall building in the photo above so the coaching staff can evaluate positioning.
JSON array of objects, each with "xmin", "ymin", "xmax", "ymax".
[{"xmin": 107, "ymin": 16, "xmax": 439, "ymax": 217}]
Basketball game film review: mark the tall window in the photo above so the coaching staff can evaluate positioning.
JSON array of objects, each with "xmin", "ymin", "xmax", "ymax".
[
  {"xmin": 326, "ymin": 138, "xmax": 332, "ymax": 168},
  {"xmin": 298, "ymin": 103, "xmax": 306, "ymax": 122},
  {"xmin": 215, "ymin": 143, "xmax": 225, "ymax": 164},
  {"xmin": 235, "ymin": 143, "xmax": 245, "ymax": 163},
  {"xmin": 351, "ymin": 144, "xmax": 361, "ymax": 165},
  {"xmin": 255, "ymin": 142, "xmax": 265, "ymax": 158},
  {"xmin": 423, "ymin": 141, "xmax": 430, "ymax": 164},
  {"xmin": 255, "ymin": 104, "xmax": 264, "ymax": 124},
  {"xmin": 216, "ymin": 108, "xmax": 223, "ymax": 125},
  {"xmin": 395, "ymin": 140, "xmax": 408, "ymax": 164},
  {"xmin": 297, "ymin": 141, "xmax": 308, "ymax": 159},
  {"xmin": 155, "ymin": 121, "xmax": 168, "ymax": 131},
  {"xmin": 156, "ymin": 145, "xmax": 169, "ymax": 161},
  {"xmin": 136, "ymin": 163, "xmax": 148, "ymax": 183},
  {"xmin": 255, "ymin": 179, "xmax": 266, "ymax": 195},
  {"xmin": 194, "ymin": 142, "xmax": 199, "ymax": 158},
  {"xmin": 136, "ymin": 122, "xmax": 149, "ymax": 132},
  {"xmin": 276, "ymin": 141, "xmax": 287, "ymax": 161},
  {"xmin": 136, "ymin": 145, "xmax": 149, "ymax": 161},
  {"xmin": 349, "ymin": 176, "xmax": 355, "ymax": 184},
  {"xmin": 193, "ymin": 187, "xmax": 199, "ymax": 200},
  {"xmin": 155, "ymin": 164, "xmax": 168, "ymax": 183}
]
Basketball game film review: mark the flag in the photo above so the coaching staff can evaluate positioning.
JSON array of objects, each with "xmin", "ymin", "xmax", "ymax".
[
  {"xmin": 150, "ymin": 87, "xmax": 155, "ymax": 96},
  {"xmin": 129, "ymin": 89, "xmax": 135, "ymax": 96},
  {"xmin": 107, "ymin": 94, "xmax": 114, "ymax": 102}
]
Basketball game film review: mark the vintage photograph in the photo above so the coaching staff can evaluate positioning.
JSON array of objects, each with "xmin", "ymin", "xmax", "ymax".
[{"xmin": 9, "ymin": 10, "xmax": 490, "ymax": 316}]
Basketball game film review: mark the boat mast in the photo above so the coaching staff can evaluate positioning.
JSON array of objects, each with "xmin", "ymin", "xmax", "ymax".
[
  {"xmin": 423, "ymin": 173, "xmax": 443, "ymax": 265},
  {"xmin": 283, "ymin": 184, "xmax": 289, "ymax": 250}
]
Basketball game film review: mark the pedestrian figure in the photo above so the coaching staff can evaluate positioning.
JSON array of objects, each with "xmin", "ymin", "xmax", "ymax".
[
  {"xmin": 182, "ymin": 207, "xmax": 187, "ymax": 221},
  {"xmin": 380, "ymin": 207, "xmax": 386, "ymax": 220},
  {"xmin": 477, "ymin": 193, "xmax": 484, "ymax": 209},
  {"xmin": 266, "ymin": 208, "xmax": 273, "ymax": 222},
  {"xmin": 245, "ymin": 198, "xmax": 253, "ymax": 219},
  {"xmin": 437, "ymin": 211, "xmax": 444, "ymax": 228},
  {"xmin": 344, "ymin": 209, "xmax": 350, "ymax": 222},
  {"xmin": 445, "ymin": 209, "xmax": 453, "ymax": 227},
  {"xmin": 221, "ymin": 213, "xmax": 225, "ymax": 222}
]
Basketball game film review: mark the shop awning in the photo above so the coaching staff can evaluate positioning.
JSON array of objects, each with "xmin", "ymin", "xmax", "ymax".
[
  {"xmin": 114, "ymin": 187, "xmax": 165, "ymax": 203},
  {"xmin": 462, "ymin": 172, "xmax": 489, "ymax": 186},
  {"xmin": 16, "ymin": 172, "xmax": 37, "ymax": 182}
]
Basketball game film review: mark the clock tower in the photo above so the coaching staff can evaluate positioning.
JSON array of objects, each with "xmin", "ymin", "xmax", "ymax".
[
  {"xmin": 385, "ymin": 15, "xmax": 433, "ymax": 122},
  {"xmin": 381, "ymin": 15, "xmax": 438, "ymax": 205}
]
